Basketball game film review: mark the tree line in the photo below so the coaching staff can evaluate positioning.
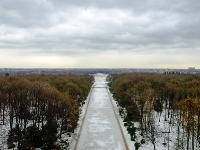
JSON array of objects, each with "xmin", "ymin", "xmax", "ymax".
[
  {"xmin": 0, "ymin": 74, "xmax": 93, "ymax": 149},
  {"xmin": 108, "ymin": 73, "xmax": 200, "ymax": 150}
]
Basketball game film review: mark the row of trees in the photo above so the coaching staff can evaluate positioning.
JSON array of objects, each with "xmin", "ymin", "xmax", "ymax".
[
  {"xmin": 108, "ymin": 73, "xmax": 200, "ymax": 150},
  {"xmin": 0, "ymin": 74, "xmax": 93, "ymax": 149}
]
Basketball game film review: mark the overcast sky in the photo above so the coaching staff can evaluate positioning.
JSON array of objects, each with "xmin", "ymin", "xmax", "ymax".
[{"xmin": 0, "ymin": 0, "xmax": 200, "ymax": 68}]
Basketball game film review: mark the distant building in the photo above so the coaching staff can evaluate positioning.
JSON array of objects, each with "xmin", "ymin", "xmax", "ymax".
[
  {"xmin": 188, "ymin": 67, "xmax": 196, "ymax": 74},
  {"xmin": 188, "ymin": 67, "xmax": 195, "ymax": 71}
]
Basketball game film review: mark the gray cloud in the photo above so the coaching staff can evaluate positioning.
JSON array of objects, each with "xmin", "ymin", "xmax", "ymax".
[{"xmin": 0, "ymin": 0, "xmax": 200, "ymax": 67}]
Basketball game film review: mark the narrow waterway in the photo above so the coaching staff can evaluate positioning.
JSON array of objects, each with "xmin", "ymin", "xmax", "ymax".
[{"xmin": 74, "ymin": 74, "xmax": 127, "ymax": 150}]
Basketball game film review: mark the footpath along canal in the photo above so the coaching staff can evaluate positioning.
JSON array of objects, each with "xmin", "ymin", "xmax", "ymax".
[{"xmin": 72, "ymin": 73, "xmax": 129, "ymax": 150}]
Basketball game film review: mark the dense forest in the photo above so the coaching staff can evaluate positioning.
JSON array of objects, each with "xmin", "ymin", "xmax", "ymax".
[
  {"xmin": 109, "ymin": 73, "xmax": 200, "ymax": 150},
  {"xmin": 0, "ymin": 74, "xmax": 93, "ymax": 149}
]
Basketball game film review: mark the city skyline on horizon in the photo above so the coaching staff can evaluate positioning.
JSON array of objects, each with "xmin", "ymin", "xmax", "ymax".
[{"xmin": 0, "ymin": 67, "xmax": 198, "ymax": 69}]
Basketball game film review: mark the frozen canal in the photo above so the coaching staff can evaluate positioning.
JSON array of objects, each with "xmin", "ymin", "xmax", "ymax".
[{"xmin": 75, "ymin": 74, "xmax": 127, "ymax": 150}]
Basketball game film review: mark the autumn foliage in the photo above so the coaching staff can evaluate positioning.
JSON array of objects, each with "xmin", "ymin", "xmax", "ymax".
[
  {"xmin": 0, "ymin": 74, "xmax": 93, "ymax": 149},
  {"xmin": 109, "ymin": 73, "xmax": 200, "ymax": 150}
]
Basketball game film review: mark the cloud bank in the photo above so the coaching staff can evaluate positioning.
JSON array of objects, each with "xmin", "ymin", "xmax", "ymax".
[{"xmin": 0, "ymin": 0, "xmax": 200, "ymax": 68}]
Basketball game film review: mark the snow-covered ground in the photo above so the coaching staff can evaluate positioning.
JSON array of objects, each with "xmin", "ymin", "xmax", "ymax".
[
  {"xmin": 2, "ymin": 73, "xmax": 195, "ymax": 150},
  {"xmin": 70, "ymin": 73, "xmax": 199, "ymax": 150},
  {"xmin": 70, "ymin": 73, "xmax": 127, "ymax": 150},
  {"xmin": 0, "ymin": 109, "xmax": 11, "ymax": 149}
]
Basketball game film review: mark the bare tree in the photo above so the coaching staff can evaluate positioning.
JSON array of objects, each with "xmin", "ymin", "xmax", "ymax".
[{"xmin": 145, "ymin": 114, "xmax": 158, "ymax": 150}]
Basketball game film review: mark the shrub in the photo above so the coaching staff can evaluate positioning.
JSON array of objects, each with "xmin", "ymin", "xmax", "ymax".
[
  {"xmin": 134, "ymin": 142, "xmax": 141, "ymax": 150},
  {"xmin": 126, "ymin": 122, "xmax": 137, "ymax": 141},
  {"xmin": 140, "ymin": 139, "xmax": 145, "ymax": 144}
]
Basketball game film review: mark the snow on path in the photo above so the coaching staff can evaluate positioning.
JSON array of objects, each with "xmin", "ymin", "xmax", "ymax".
[{"xmin": 74, "ymin": 74, "xmax": 128, "ymax": 150}]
